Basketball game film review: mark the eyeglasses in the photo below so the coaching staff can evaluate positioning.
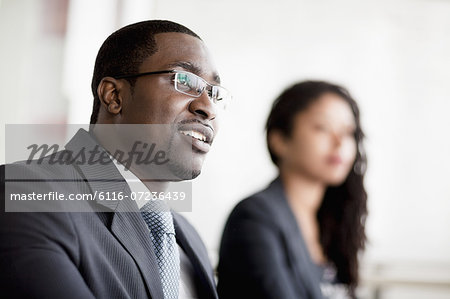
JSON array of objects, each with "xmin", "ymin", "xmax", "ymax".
[{"xmin": 114, "ymin": 70, "xmax": 231, "ymax": 108}]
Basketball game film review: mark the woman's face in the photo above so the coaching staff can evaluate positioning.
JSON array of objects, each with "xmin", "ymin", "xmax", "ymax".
[{"xmin": 276, "ymin": 93, "xmax": 357, "ymax": 186}]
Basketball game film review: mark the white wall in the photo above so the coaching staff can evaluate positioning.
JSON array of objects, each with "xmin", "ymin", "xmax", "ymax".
[{"xmin": 1, "ymin": 0, "xmax": 450, "ymax": 292}]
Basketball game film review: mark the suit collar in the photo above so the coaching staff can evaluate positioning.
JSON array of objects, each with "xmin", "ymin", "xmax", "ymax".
[
  {"xmin": 265, "ymin": 177, "xmax": 324, "ymax": 299},
  {"xmin": 65, "ymin": 128, "xmax": 165, "ymax": 299},
  {"xmin": 65, "ymin": 128, "xmax": 126, "ymax": 211},
  {"xmin": 173, "ymin": 213, "xmax": 218, "ymax": 299},
  {"xmin": 110, "ymin": 204, "xmax": 165, "ymax": 299}
]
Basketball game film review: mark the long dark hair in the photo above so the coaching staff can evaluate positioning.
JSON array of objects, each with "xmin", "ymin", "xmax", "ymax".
[{"xmin": 266, "ymin": 81, "xmax": 367, "ymax": 294}]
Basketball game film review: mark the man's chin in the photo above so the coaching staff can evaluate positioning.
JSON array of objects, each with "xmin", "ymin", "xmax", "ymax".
[
  {"xmin": 167, "ymin": 138, "xmax": 206, "ymax": 180},
  {"xmin": 167, "ymin": 162, "xmax": 202, "ymax": 181},
  {"xmin": 189, "ymin": 170, "xmax": 201, "ymax": 180}
]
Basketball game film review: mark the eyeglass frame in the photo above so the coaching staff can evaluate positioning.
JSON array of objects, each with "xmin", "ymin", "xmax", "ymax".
[{"xmin": 113, "ymin": 69, "xmax": 231, "ymax": 105}]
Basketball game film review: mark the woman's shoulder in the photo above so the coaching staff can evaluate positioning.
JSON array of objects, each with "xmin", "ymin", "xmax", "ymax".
[{"xmin": 227, "ymin": 177, "xmax": 288, "ymax": 223}]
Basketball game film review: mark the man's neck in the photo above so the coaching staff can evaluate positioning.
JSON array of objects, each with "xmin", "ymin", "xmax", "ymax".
[{"xmin": 91, "ymin": 127, "xmax": 170, "ymax": 193}]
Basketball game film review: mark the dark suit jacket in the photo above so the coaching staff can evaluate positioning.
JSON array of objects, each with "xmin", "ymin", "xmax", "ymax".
[
  {"xmin": 0, "ymin": 129, "xmax": 218, "ymax": 299},
  {"xmin": 218, "ymin": 178, "xmax": 325, "ymax": 299}
]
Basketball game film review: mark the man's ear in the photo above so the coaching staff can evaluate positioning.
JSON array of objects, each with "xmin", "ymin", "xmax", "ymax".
[{"xmin": 97, "ymin": 77, "xmax": 125, "ymax": 115}]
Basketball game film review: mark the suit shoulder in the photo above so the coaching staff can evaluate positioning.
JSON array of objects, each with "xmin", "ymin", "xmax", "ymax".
[
  {"xmin": 2, "ymin": 150, "xmax": 83, "ymax": 185},
  {"xmin": 228, "ymin": 185, "xmax": 280, "ymax": 223}
]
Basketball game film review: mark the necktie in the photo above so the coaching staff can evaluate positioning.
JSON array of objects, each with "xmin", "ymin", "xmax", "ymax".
[{"xmin": 141, "ymin": 200, "xmax": 180, "ymax": 299}]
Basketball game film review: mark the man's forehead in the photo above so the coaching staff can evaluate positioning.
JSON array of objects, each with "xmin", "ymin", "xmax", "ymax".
[{"xmin": 146, "ymin": 33, "xmax": 220, "ymax": 84}]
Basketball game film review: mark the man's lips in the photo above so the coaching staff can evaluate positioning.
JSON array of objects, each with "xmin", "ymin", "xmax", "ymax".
[{"xmin": 177, "ymin": 121, "xmax": 214, "ymax": 153}]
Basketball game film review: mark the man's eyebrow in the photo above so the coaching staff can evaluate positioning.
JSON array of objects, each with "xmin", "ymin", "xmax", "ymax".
[
  {"xmin": 167, "ymin": 61, "xmax": 201, "ymax": 74},
  {"xmin": 167, "ymin": 61, "xmax": 221, "ymax": 84}
]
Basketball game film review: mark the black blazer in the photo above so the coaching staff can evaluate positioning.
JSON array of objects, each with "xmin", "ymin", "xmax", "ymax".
[
  {"xmin": 0, "ymin": 129, "xmax": 218, "ymax": 299},
  {"xmin": 218, "ymin": 178, "xmax": 324, "ymax": 299}
]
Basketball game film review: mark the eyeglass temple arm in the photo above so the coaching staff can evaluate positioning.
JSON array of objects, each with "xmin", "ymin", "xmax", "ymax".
[{"xmin": 113, "ymin": 70, "xmax": 175, "ymax": 79}]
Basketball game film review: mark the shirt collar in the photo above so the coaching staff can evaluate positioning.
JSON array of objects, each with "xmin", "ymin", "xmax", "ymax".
[{"xmin": 108, "ymin": 154, "xmax": 151, "ymax": 209}]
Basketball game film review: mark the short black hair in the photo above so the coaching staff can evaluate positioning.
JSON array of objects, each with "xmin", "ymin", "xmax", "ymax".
[
  {"xmin": 90, "ymin": 20, "xmax": 201, "ymax": 124},
  {"xmin": 266, "ymin": 80, "xmax": 362, "ymax": 166}
]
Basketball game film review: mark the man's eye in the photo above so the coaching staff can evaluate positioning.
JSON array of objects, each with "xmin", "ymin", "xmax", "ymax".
[{"xmin": 177, "ymin": 74, "xmax": 190, "ymax": 85}]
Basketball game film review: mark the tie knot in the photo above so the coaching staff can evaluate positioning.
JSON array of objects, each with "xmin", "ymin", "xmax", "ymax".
[{"xmin": 140, "ymin": 200, "xmax": 175, "ymax": 235}]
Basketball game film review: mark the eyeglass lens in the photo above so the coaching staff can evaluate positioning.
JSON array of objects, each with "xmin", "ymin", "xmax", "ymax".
[{"xmin": 174, "ymin": 72, "xmax": 228, "ymax": 104}]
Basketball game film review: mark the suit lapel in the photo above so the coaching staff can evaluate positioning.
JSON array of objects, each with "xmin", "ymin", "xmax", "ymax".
[
  {"xmin": 65, "ymin": 129, "xmax": 164, "ymax": 299},
  {"xmin": 111, "ymin": 199, "xmax": 164, "ymax": 299},
  {"xmin": 173, "ymin": 213, "xmax": 218, "ymax": 299},
  {"xmin": 267, "ymin": 178, "xmax": 324, "ymax": 299}
]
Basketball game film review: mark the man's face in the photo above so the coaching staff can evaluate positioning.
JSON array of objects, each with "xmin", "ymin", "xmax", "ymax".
[{"xmin": 118, "ymin": 32, "xmax": 221, "ymax": 179}]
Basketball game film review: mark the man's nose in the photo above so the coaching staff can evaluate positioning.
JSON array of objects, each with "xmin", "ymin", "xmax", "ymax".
[{"xmin": 188, "ymin": 91, "xmax": 217, "ymax": 120}]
